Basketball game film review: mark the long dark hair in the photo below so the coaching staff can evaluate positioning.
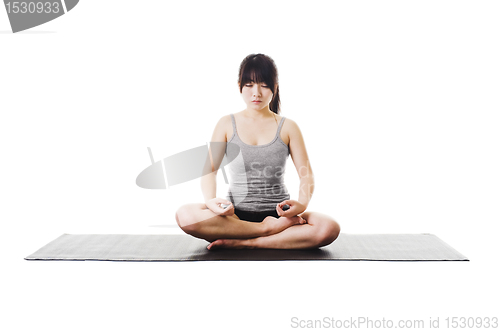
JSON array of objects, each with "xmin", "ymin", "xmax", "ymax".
[{"xmin": 238, "ymin": 53, "xmax": 281, "ymax": 115}]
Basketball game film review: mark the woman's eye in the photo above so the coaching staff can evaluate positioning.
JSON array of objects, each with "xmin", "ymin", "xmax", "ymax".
[{"xmin": 245, "ymin": 84, "xmax": 268, "ymax": 87}]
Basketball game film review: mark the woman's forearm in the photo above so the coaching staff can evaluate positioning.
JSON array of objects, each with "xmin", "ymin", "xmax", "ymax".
[
  {"xmin": 298, "ymin": 174, "xmax": 315, "ymax": 208},
  {"xmin": 201, "ymin": 172, "xmax": 217, "ymax": 204}
]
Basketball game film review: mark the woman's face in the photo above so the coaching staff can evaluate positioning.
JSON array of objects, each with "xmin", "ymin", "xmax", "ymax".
[{"xmin": 240, "ymin": 80, "xmax": 274, "ymax": 111}]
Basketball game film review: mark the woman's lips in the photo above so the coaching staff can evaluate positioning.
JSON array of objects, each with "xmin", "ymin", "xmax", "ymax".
[{"xmin": 252, "ymin": 101, "xmax": 261, "ymax": 103}]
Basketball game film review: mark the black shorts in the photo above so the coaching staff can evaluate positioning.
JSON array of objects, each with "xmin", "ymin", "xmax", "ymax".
[{"xmin": 234, "ymin": 208, "xmax": 280, "ymax": 223}]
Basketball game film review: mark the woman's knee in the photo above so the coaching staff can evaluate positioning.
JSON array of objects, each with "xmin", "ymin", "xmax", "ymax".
[
  {"xmin": 175, "ymin": 204, "xmax": 199, "ymax": 229},
  {"xmin": 316, "ymin": 218, "xmax": 341, "ymax": 247}
]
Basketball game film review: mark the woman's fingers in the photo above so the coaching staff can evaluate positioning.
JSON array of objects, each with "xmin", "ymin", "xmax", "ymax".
[
  {"xmin": 276, "ymin": 203, "xmax": 285, "ymax": 216},
  {"xmin": 219, "ymin": 201, "xmax": 231, "ymax": 209},
  {"xmin": 219, "ymin": 203, "xmax": 234, "ymax": 216},
  {"xmin": 277, "ymin": 202, "xmax": 305, "ymax": 221},
  {"xmin": 278, "ymin": 208, "xmax": 292, "ymax": 218}
]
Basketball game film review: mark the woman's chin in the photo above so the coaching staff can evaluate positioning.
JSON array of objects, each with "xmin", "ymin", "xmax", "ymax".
[{"xmin": 248, "ymin": 104, "xmax": 267, "ymax": 111}]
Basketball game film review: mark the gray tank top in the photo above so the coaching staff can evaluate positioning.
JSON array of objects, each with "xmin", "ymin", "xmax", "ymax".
[{"xmin": 225, "ymin": 113, "xmax": 291, "ymax": 212}]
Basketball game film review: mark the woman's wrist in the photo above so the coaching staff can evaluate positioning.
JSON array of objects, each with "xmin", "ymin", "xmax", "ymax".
[{"xmin": 295, "ymin": 199, "xmax": 308, "ymax": 210}]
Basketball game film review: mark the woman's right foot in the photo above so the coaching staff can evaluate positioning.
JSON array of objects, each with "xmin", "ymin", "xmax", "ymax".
[{"xmin": 263, "ymin": 215, "xmax": 307, "ymax": 234}]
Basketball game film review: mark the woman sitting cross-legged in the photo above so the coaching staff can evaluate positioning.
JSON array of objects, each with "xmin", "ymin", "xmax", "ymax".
[{"xmin": 175, "ymin": 53, "xmax": 340, "ymax": 250}]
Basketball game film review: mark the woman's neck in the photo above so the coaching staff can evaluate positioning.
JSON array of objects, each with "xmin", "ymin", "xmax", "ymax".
[{"xmin": 242, "ymin": 106, "xmax": 274, "ymax": 120}]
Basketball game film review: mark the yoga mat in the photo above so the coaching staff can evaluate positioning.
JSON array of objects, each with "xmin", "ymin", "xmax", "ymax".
[{"xmin": 25, "ymin": 233, "xmax": 468, "ymax": 261}]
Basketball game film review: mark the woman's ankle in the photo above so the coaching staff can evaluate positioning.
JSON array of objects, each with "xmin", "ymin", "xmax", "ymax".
[{"xmin": 261, "ymin": 216, "xmax": 279, "ymax": 236}]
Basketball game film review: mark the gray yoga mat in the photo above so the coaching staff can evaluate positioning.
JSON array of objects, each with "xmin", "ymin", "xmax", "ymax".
[{"xmin": 24, "ymin": 233, "xmax": 468, "ymax": 261}]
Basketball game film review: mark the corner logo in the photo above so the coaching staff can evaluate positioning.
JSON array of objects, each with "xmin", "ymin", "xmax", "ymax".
[{"xmin": 3, "ymin": 0, "xmax": 79, "ymax": 33}]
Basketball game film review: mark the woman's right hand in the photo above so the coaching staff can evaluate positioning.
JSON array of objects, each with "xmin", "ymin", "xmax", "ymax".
[{"xmin": 205, "ymin": 198, "xmax": 234, "ymax": 217}]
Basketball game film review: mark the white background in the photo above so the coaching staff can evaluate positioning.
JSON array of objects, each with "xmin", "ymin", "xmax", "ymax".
[{"xmin": 1, "ymin": 1, "xmax": 499, "ymax": 331}]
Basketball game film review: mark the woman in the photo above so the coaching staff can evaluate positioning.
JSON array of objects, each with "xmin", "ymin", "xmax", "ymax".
[{"xmin": 175, "ymin": 53, "xmax": 340, "ymax": 250}]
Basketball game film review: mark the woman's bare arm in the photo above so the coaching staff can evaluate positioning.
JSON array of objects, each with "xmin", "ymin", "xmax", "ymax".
[
  {"xmin": 287, "ymin": 118, "xmax": 315, "ymax": 209},
  {"xmin": 200, "ymin": 115, "xmax": 230, "ymax": 204}
]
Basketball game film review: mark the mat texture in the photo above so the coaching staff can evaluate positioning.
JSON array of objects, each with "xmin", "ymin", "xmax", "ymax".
[{"xmin": 24, "ymin": 233, "xmax": 468, "ymax": 261}]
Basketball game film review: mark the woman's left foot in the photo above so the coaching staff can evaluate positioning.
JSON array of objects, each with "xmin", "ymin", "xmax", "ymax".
[{"xmin": 207, "ymin": 239, "xmax": 255, "ymax": 250}]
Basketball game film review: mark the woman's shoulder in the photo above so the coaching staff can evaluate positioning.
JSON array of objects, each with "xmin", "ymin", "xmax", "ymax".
[
  {"xmin": 281, "ymin": 116, "xmax": 304, "ymax": 143},
  {"xmin": 281, "ymin": 115, "xmax": 300, "ymax": 132},
  {"xmin": 219, "ymin": 112, "xmax": 242, "ymax": 141},
  {"xmin": 210, "ymin": 114, "xmax": 233, "ymax": 142}
]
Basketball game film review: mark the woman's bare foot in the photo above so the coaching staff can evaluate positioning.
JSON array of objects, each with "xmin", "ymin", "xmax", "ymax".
[
  {"xmin": 207, "ymin": 239, "xmax": 253, "ymax": 250},
  {"xmin": 263, "ymin": 215, "xmax": 307, "ymax": 234}
]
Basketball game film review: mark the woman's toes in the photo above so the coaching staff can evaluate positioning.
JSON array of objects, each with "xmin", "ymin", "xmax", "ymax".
[
  {"xmin": 207, "ymin": 239, "xmax": 253, "ymax": 250},
  {"xmin": 207, "ymin": 239, "xmax": 239, "ymax": 250},
  {"xmin": 289, "ymin": 215, "xmax": 307, "ymax": 225},
  {"xmin": 207, "ymin": 239, "xmax": 224, "ymax": 250}
]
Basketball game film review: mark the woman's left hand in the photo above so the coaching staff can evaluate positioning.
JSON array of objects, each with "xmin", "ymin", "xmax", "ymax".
[{"xmin": 276, "ymin": 200, "xmax": 306, "ymax": 218}]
